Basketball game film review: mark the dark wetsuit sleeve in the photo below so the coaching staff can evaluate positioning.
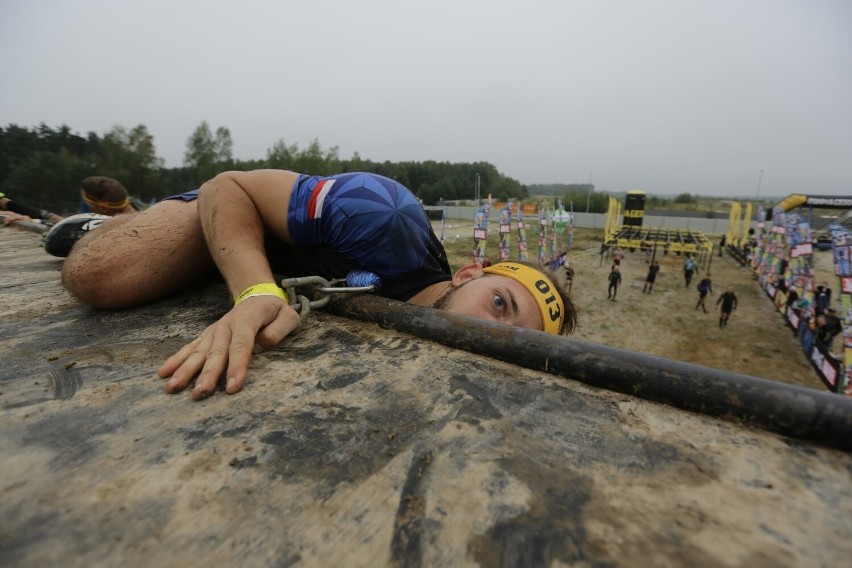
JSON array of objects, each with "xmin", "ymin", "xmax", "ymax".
[{"xmin": 5, "ymin": 200, "xmax": 52, "ymax": 220}]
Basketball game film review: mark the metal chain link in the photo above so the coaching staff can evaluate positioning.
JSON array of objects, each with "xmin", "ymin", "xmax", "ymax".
[{"xmin": 280, "ymin": 275, "xmax": 377, "ymax": 323}]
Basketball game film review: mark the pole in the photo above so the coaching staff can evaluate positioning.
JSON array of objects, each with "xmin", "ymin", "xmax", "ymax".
[
  {"xmin": 328, "ymin": 294, "xmax": 852, "ymax": 452},
  {"xmin": 585, "ymin": 170, "xmax": 593, "ymax": 213}
]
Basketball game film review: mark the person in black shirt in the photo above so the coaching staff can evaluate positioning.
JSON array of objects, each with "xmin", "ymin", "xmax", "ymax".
[
  {"xmin": 817, "ymin": 308, "xmax": 843, "ymax": 352},
  {"xmin": 716, "ymin": 286, "xmax": 738, "ymax": 328},
  {"xmin": 785, "ymin": 287, "xmax": 800, "ymax": 314},
  {"xmin": 607, "ymin": 265, "xmax": 622, "ymax": 301},
  {"xmin": 695, "ymin": 274, "xmax": 713, "ymax": 312},
  {"xmin": 815, "ymin": 283, "xmax": 832, "ymax": 316},
  {"xmin": 643, "ymin": 261, "xmax": 660, "ymax": 293}
]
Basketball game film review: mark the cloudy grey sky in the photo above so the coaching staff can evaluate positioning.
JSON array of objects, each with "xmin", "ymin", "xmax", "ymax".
[{"xmin": 2, "ymin": 0, "xmax": 850, "ymax": 197}]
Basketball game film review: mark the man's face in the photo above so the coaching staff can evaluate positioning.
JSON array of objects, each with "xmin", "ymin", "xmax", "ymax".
[{"xmin": 435, "ymin": 273, "xmax": 544, "ymax": 331}]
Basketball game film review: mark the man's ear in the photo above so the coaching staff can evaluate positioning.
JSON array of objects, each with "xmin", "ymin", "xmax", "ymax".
[{"xmin": 451, "ymin": 263, "xmax": 484, "ymax": 287}]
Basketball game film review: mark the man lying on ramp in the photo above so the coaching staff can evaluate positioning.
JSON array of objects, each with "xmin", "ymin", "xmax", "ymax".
[{"xmin": 53, "ymin": 169, "xmax": 576, "ymax": 400}]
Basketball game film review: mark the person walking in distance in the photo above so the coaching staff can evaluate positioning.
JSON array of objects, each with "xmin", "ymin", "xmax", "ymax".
[
  {"xmin": 612, "ymin": 246, "xmax": 624, "ymax": 267},
  {"xmin": 716, "ymin": 285, "xmax": 738, "ymax": 327},
  {"xmin": 607, "ymin": 264, "xmax": 622, "ymax": 301},
  {"xmin": 683, "ymin": 254, "xmax": 697, "ymax": 287},
  {"xmin": 695, "ymin": 273, "xmax": 713, "ymax": 312},
  {"xmin": 643, "ymin": 261, "xmax": 660, "ymax": 293}
]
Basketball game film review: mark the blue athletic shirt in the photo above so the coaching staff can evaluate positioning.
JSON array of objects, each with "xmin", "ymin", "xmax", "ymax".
[{"xmin": 168, "ymin": 172, "xmax": 451, "ymax": 301}]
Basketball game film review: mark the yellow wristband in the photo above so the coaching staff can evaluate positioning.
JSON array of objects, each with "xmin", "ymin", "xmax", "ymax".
[{"xmin": 234, "ymin": 283, "xmax": 288, "ymax": 306}]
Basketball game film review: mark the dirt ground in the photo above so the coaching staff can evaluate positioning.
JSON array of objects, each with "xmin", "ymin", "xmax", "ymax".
[
  {"xmin": 3, "ymin": 224, "xmax": 852, "ymax": 567},
  {"xmin": 439, "ymin": 222, "xmax": 831, "ymax": 393},
  {"xmin": 568, "ymin": 241, "xmax": 829, "ymax": 391}
]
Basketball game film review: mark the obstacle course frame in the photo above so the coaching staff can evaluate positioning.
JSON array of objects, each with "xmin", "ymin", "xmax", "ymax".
[
  {"xmin": 604, "ymin": 225, "xmax": 714, "ymax": 256},
  {"xmin": 603, "ymin": 193, "xmax": 714, "ymax": 260}
]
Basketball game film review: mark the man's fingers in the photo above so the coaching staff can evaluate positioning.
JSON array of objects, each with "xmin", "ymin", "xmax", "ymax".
[
  {"xmin": 158, "ymin": 298, "xmax": 300, "ymax": 399},
  {"xmin": 159, "ymin": 336, "xmax": 210, "ymax": 394},
  {"xmin": 224, "ymin": 329, "xmax": 256, "ymax": 395},
  {"xmin": 157, "ymin": 337, "xmax": 201, "ymax": 378},
  {"xmin": 158, "ymin": 327, "xmax": 224, "ymax": 396},
  {"xmin": 227, "ymin": 306, "xmax": 301, "ymax": 394},
  {"xmin": 253, "ymin": 309, "xmax": 301, "ymax": 353},
  {"xmin": 191, "ymin": 328, "xmax": 233, "ymax": 399}
]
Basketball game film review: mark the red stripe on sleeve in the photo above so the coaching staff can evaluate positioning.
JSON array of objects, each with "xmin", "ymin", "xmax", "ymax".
[{"xmin": 307, "ymin": 180, "xmax": 327, "ymax": 219}]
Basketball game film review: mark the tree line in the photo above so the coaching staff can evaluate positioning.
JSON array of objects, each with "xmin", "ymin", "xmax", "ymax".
[{"xmin": 0, "ymin": 122, "xmax": 611, "ymax": 214}]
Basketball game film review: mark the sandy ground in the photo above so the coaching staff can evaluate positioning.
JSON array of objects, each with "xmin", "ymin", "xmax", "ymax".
[
  {"xmin": 440, "ymin": 221, "xmax": 832, "ymax": 392},
  {"xmin": 567, "ymin": 242, "xmax": 829, "ymax": 391},
  {"xmin": 2, "ymin": 225, "xmax": 852, "ymax": 567}
]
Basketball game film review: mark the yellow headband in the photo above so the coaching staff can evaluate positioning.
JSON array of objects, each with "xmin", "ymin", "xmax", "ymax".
[
  {"xmin": 81, "ymin": 190, "xmax": 129, "ymax": 211},
  {"xmin": 482, "ymin": 261, "xmax": 564, "ymax": 335}
]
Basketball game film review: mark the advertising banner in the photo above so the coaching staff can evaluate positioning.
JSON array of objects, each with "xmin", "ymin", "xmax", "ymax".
[
  {"xmin": 472, "ymin": 204, "xmax": 489, "ymax": 266},
  {"xmin": 498, "ymin": 203, "xmax": 511, "ymax": 261},
  {"xmin": 829, "ymin": 224, "xmax": 852, "ymax": 394},
  {"xmin": 752, "ymin": 208, "xmax": 850, "ymax": 392}
]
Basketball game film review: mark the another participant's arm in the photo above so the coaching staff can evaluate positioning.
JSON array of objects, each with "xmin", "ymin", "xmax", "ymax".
[
  {"xmin": 1, "ymin": 211, "xmax": 32, "ymax": 225},
  {"xmin": 158, "ymin": 170, "xmax": 302, "ymax": 400},
  {"xmin": 2, "ymin": 199, "xmax": 62, "ymax": 222}
]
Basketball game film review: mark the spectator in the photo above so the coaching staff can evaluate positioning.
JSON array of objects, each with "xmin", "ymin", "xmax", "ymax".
[
  {"xmin": 785, "ymin": 287, "xmax": 800, "ymax": 315},
  {"xmin": 817, "ymin": 308, "xmax": 842, "ymax": 354},
  {"xmin": 815, "ymin": 283, "xmax": 832, "ymax": 317}
]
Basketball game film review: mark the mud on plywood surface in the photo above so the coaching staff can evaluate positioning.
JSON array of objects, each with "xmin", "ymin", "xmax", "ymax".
[{"xmin": 1, "ymin": 227, "xmax": 851, "ymax": 567}]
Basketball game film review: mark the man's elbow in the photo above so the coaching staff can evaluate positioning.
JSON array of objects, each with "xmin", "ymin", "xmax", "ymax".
[{"xmin": 198, "ymin": 171, "xmax": 244, "ymax": 194}]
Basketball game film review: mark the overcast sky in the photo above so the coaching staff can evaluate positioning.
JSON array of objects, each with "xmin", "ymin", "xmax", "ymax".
[{"xmin": 2, "ymin": 0, "xmax": 850, "ymax": 197}]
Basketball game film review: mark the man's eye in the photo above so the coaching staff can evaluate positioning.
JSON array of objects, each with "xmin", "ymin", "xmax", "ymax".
[{"xmin": 493, "ymin": 294, "xmax": 506, "ymax": 311}]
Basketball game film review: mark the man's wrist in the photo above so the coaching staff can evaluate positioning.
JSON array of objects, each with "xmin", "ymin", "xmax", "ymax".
[{"xmin": 234, "ymin": 283, "xmax": 288, "ymax": 306}]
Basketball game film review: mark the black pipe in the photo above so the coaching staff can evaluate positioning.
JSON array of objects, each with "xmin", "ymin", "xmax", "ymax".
[{"xmin": 328, "ymin": 295, "xmax": 852, "ymax": 452}]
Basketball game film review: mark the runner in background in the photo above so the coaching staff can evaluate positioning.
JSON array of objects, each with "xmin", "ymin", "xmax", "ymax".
[
  {"xmin": 695, "ymin": 274, "xmax": 713, "ymax": 313},
  {"xmin": 683, "ymin": 255, "xmax": 697, "ymax": 287},
  {"xmin": 716, "ymin": 285, "xmax": 738, "ymax": 328},
  {"xmin": 607, "ymin": 264, "xmax": 622, "ymax": 301},
  {"xmin": 643, "ymin": 261, "xmax": 660, "ymax": 294}
]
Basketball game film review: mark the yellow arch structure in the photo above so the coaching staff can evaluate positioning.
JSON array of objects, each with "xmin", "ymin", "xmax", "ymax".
[
  {"xmin": 776, "ymin": 194, "xmax": 808, "ymax": 212},
  {"xmin": 728, "ymin": 202, "xmax": 742, "ymax": 246},
  {"xmin": 741, "ymin": 202, "xmax": 753, "ymax": 244},
  {"xmin": 604, "ymin": 196, "xmax": 620, "ymax": 241},
  {"xmin": 775, "ymin": 194, "xmax": 852, "ymax": 212}
]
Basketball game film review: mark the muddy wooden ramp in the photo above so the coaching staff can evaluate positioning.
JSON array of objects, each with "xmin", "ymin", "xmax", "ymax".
[{"xmin": 1, "ymin": 228, "xmax": 850, "ymax": 567}]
